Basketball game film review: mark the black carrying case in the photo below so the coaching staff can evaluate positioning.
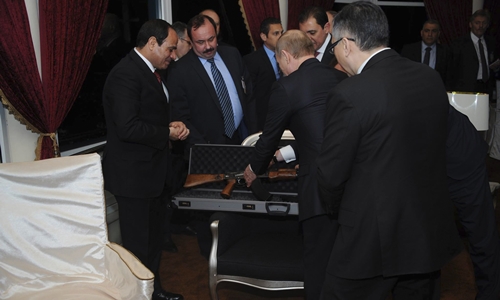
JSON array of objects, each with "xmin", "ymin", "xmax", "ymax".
[{"xmin": 172, "ymin": 144, "xmax": 299, "ymax": 216}]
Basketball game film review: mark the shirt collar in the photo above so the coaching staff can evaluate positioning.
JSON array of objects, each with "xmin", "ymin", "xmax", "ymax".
[
  {"xmin": 134, "ymin": 47, "xmax": 155, "ymax": 73},
  {"xmin": 263, "ymin": 44, "xmax": 275, "ymax": 60},
  {"xmin": 317, "ymin": 34, "xmax": 331, "ymax": 55},
  {"xmin": 357, "ymin": 48, "xmax": 391, "ymax": 74},
  {"xmin": 421, "ymin": 41, "xmax": 436, "ymax": 51},
  {"xmin": 198, "ymin": 51, "xmax": 222, "ymax": 65}
]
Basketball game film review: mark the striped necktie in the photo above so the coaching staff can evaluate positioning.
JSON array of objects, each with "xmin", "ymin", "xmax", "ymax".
[{"xmin": 207, "ymin": 58, "xmax": 236, "ymax": 138}]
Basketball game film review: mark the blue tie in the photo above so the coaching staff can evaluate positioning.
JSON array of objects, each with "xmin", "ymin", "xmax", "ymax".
[{"xmin": 208, "ymin": 58, "xmax": 236, "ymax": 138}]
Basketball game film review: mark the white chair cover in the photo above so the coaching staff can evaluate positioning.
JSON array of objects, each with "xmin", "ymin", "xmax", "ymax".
[{"xmin": 0, "ymin": 154, "xmax": 154, "ymax": 299}]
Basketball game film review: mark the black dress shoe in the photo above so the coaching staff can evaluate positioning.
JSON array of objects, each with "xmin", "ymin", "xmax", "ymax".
[
  {"xmin": 162, "ymin": 238, "xmax": 178, "ymax": 253},
  {"xmin": 152, "ymin": 290, "xmax": 183, "ymax": 300}
]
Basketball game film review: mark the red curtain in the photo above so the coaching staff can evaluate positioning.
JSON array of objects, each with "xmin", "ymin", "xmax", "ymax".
[
  {"xmin": 287, "ymin": 0, "xmax": 333, "ymax": 30},
  {"xmin": 423, "ymin": 0, "xmax": 472, "ymax": 45},
  {"xmin": 0, "ymin": 1, "xmax": 48, "ymax": 142},
  {"xmin": 38, "ymin": 0, "xmax": 108, "ymax": 159},
  {"xmin": 0, "ymin": 0, "xmax": 108, "ymax": 160},
  {"xmin": 238, "ymin": 0, "xmax": 281, "ymax": 49}
]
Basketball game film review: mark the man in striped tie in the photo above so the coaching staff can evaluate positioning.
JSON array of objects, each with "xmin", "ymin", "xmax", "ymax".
[{"xmin": 167, "ymin": 14, "xmax": 256, "ymax": 148}]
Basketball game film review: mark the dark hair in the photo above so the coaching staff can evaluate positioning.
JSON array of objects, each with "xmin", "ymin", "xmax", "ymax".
[
  {"xmin": 187, "ymin": 14, "xmax": 217, "ymax": 41},
  {"xmin": 260, "ymin": 17, "xmax": 281, "ymax": 35},
  {"xmin": 332, "ymin": 2, "xmax": 389, "ymax": 51},
  {"xmin": 298, "ymin": 6, "xmax": 328, "ymax": 28},
  {"xmin": 136, "ymin": 19, "xmax": 171, "ymax": 48},
  {"xmin": 172, "ymin": 21, "xmax": 188, "ymax": 39},
  {"xmin": 470, "ymin": 9, "xmax": 491, "ymax": 24},
  {"xmin": 423, "ymin": 19, "xmax": 440, "ymax": 30}
]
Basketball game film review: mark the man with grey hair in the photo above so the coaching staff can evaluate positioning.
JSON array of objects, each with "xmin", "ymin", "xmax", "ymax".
[
  {"xmin": 317, "ymin": 2, "xmax": 462, "ymax": 299},
  {"xmin": 243, "ymin": 29, "xmax": 347, "ymax": 300},
  {"xmin": 172, "ymin": 21, "xmax": 191, "ymax": 60}
]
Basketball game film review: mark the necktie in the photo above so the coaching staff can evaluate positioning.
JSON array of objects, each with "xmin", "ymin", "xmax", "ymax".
[
  {"xmin": 478, "ymin": 39, "xmax": 489, "ymax": 81},
  {"xmin": 315, "ymin": 51, "xmax": 320, "ymax": 58},
  {"xmin": 208, "ymin": 58, "xmax": 236, "ymax": 138},
  {"xmin": 154, "ymin": 71, "xmax": 162, "ymax": 84},
  {"xmin": 423, "ymin": 47, "xmax": 431, "ymax": 65}
]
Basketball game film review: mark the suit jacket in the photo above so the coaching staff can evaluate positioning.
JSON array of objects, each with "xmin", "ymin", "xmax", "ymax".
[
  {"xmin": 250, "ymin": 58, "xmax": 348, "ymax": 221},
  {"xmin": 167, "ymin": 45, "xmax": 256, "ymax": 147},
  {"xmin": 102, "ymin": 50, "xmax": 171, "ymax": 198},
  {"xmin": 450, "ymin": 34, "xmax": 497, "ymax": 92},
  {"xmin": 316, "ymin": 49, "xmax": 463, "ymax": 279},
  {"xmin": 243, "ymin": 47, "xmax": 278, "ymax": 131},
  {"xmin": 400, "ymin": 41, "xmax": 451, "ymax": 88},
  {"xmin": 320, "ymin": 35, "xmax": 335, "ymax": 66}
]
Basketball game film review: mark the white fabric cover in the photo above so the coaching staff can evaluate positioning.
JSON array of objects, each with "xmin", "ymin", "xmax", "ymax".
[{"xmin": 0, "ymin": 154, "xmax": 154, "ymax": 299}]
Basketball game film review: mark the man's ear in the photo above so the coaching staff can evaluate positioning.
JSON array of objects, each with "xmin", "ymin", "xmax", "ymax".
[
  {"xmin": 324, "ymin": 21, "xmax": 330, "ymax": 32},
  {"xmin": 260, "ymin": 32, "xmax": 267, "ymax": 43},
  {"xmin": 147, "ymin": 36, "xmax": 157, "ymax": 50}
]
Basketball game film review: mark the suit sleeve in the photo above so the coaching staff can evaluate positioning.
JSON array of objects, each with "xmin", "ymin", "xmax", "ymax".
[
  {"xmin": 316, "ymin": 88, "xmax": 361, "ymax": 217},
  {"xmin": 104, "ymin": 67, "xmax": 169, "ymax": 150},
  {"xmin": 167, "ymin": 63, "xmax": 207, "ymax": 146},
  {"xmin": 250, "ymin": 82, "xmax": 290, "ymax": 174}
]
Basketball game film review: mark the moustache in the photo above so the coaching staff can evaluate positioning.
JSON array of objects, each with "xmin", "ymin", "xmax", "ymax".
[{"xmin": 203, "ymin": 48, "xmax": 215, "ymax": 54}]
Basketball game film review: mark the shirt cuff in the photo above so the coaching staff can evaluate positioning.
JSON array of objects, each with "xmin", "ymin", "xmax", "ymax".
[{"xmin": 279, "ymin": 145, "xmax": 296, "ymax": 163}]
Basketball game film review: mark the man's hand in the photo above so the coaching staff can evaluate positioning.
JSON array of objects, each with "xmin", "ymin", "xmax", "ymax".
[
  {"xmin": 243, "ymin": 164, "xmax": 257, "ymax": 187},
  {"xmin": 169, "ymin": 121, "xmax": 189, "ymax": 140}
]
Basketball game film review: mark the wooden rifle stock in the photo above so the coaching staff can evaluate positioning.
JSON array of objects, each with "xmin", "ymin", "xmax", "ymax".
[
  {"xmin": 184, "ymin": 174, "xmax": 225, "ymax": 188},
  {"xmin": 220, "ymin": 179, "xmax": 236, "ymax": 199},
  {"xmin": 183, "ymin": 168, "xmax": 298, "ymax": 199}
]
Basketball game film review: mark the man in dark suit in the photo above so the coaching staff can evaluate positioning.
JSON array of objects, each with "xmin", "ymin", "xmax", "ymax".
[
  {"xmin": 298, "ymin": 6, "xmax": 334, "ymax": 66},
  {"xmin": 102, "ymin": 19, "xmax": 188, "ymax": 300},
  {"xmin": 317, "ymin": 3, "xmax": 463, "ymax": 299},
  {"xmin": 447, "ymin": 106, "xmax": 500, "ymax": 300},
  {"xmin": 167, "ymin": 14, "xmax": 256, "ymax": 148},
  {"xmin": 400, "ymin": 20, "xmax": 451, "ymax": 87},
  {"xmin": 450, "ymin": 9, "xmax": 498, "ymax": 95},
  {"xmin": 243, "ymin": 30, "xmax": 347, "ymax": 300},
  {"xmin": 243, "ymin": 17, "xmax": 283, "ymax": 131}
]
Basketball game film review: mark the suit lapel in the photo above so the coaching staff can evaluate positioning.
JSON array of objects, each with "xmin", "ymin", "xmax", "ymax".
[
  {"xmin": 185, "ymin": 51, "xmax": 222, "ymax": 112},
  {"xmin": 258, "ymin": 47, "xmax": 277, "ymax": 79},
  {"xmin": 219, "ymin": 47, "xmax": 245, "ymax": 101},
  {"xmin": 129, "ymin": 50, "xmax": 169, "ymax": 103}
]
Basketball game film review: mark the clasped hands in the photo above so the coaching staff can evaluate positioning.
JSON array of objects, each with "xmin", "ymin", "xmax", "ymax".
[{"xmin": 169, "ymin": 121, "xmax": 189, "ymax": 141}]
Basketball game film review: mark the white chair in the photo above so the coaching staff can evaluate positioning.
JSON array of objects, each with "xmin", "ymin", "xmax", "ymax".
[{"xmin": 0, "ymin": 154, "xmax": 154, "ymax": 299}]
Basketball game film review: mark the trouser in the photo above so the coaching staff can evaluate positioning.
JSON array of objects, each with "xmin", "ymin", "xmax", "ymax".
[
  {"xmin": 301, "ymin": 214, "xmax": 339, "ymax": 300},
  {"xmin": 115, "ymin": 189, "xmax": 167, "ymax": 291},
  {"xmin": 449, "ymin": 165, "xmax": 500, "ymax": 300},
  {"xmin": 321, "ymin": 271, "xmax": 441, "ymax": 300}
]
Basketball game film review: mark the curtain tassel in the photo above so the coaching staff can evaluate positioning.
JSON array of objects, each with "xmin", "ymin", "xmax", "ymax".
[{"xmin": 36, "ymin": 133, "xmax": 60, "ymax": 160}]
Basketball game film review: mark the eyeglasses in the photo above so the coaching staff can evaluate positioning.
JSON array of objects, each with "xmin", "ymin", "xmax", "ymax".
[
  {"xmin": 329, "ymin": 37, "xmax": 356, "ymax": 54},
  {"xmin": 180, "ymin": 38, "xmax": 191, "ymax": 46}
]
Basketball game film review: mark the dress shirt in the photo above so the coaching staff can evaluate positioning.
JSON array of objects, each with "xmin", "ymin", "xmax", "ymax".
[
  {"xmin": 315, "ymin": 34, "xmax": 331, "ymax": 62},
  {"xmin": 470, "ymin": 32, "xmax": 490, "ymax": 81},
  {"xmin": 134, "ymin": 48, "xmax": 170, "ymax": 101},
  {"xmin": 199, "ymin": 52, "xmax": 244, "ymax": 128},
  {"xmin": 263, "ymin": 44, "xmax": 280, "ymax": 80},
  {"xmin": 421, "ymin": 42, "xmax": 437, "ymax": 69}
]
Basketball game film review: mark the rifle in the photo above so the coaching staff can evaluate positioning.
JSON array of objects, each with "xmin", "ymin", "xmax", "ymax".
[{"xmin": 184, "ymin": 169, "xmax": 298, "ymax": 199}]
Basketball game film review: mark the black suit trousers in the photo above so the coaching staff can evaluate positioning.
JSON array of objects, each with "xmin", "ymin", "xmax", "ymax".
[
  {"xmin": 302, "ymin": 214, "xmax": 339, "ymax": 300},
  {"xmin": 321, "ymin": 271, "xmax": 441, "ymax": 300},
  {"xmin": 116, "ymin": 188, "xmax": 168, "ymax": 290},
  {"xmin": 449, "ymin": 165, "xmax": 500, "ymax": 300}
]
